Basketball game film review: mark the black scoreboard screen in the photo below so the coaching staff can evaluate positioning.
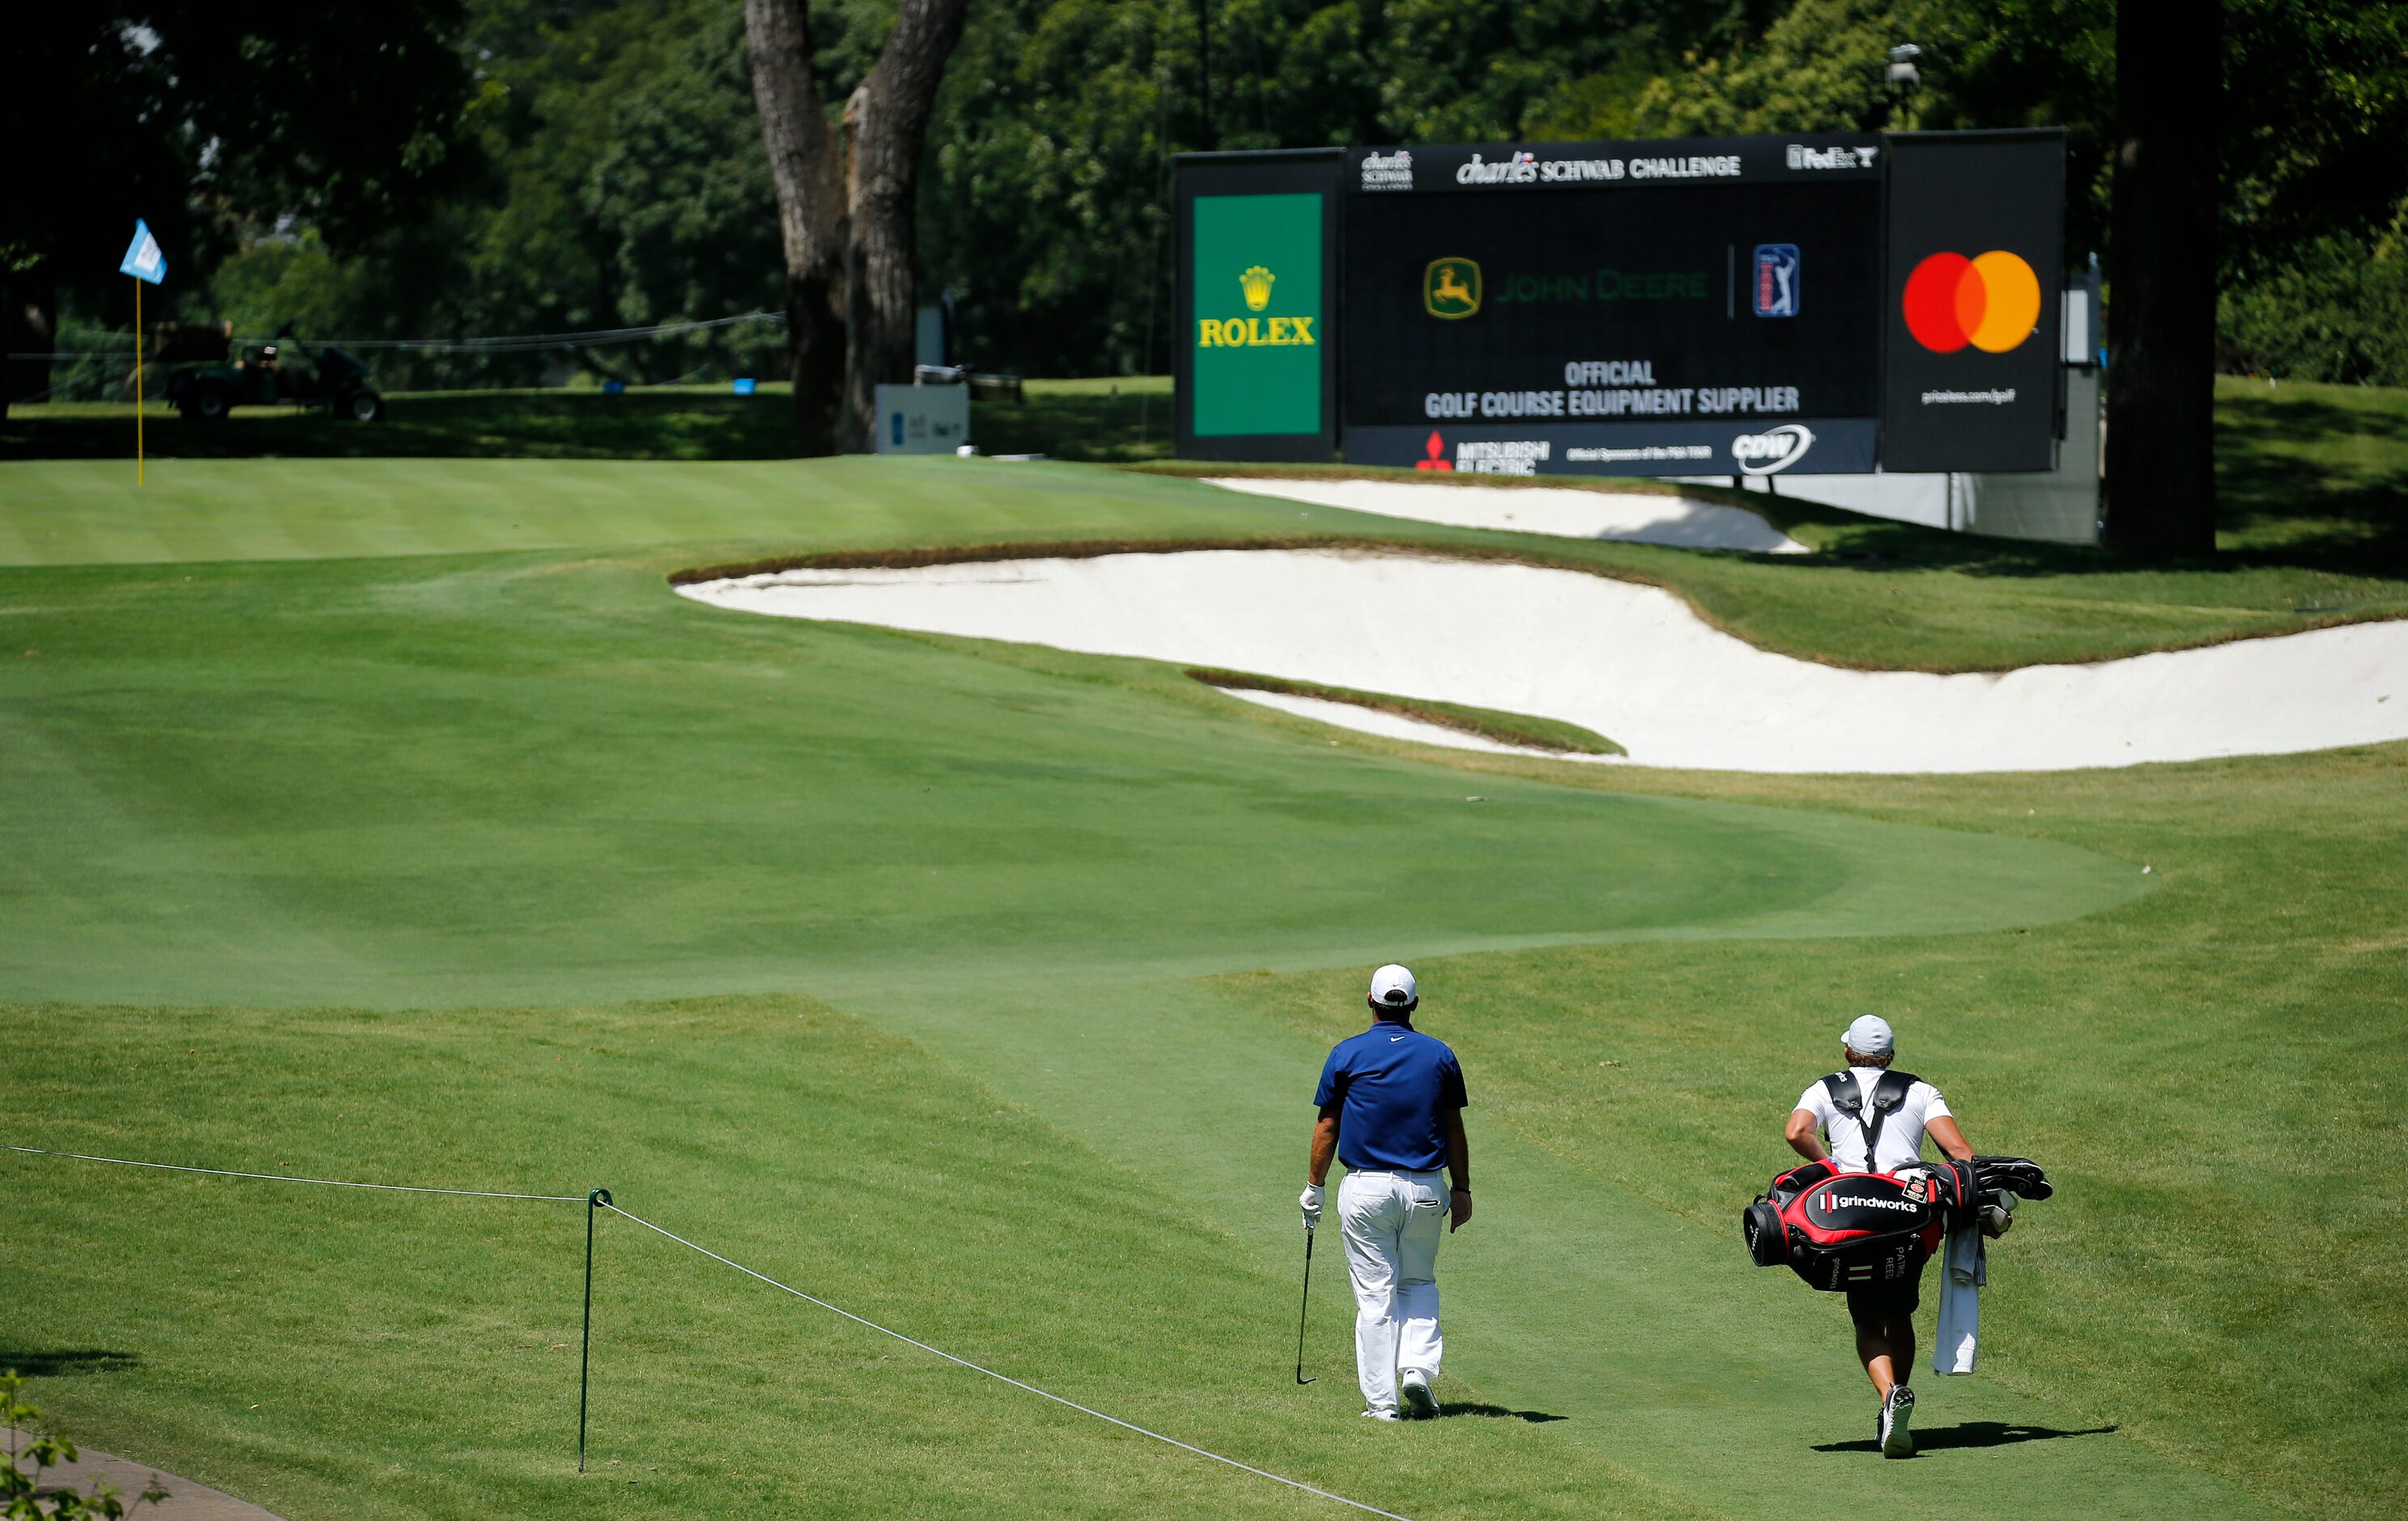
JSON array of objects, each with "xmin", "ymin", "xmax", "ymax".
[
  {"xmin": 1173, "ymin": 130, "xmax": 2066, "ymax": 479},
  {"xmin": 1340, "ymin": 135, "xmax": 1887, "ymax": 476}
]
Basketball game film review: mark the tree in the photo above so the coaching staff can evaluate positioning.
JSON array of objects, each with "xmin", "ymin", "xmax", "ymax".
[
  {"xmin": 2, "ymin": 1370, "xmax": 166, "ymax": 1519},
  {"xmin": 744, "ymin": 0, "xmax": 849, "ymax": 450},
  {"xmin": 842, "ymin": 0, "xmax": 971, "ymax": 448},
  {"xmin": 747, "ymin": 0, "xmax": 968, "ymax": 454},
  {"xmin": 2100, "ymin": 0, "xmax": 2220, "ymax": 555},
  {"xmin": 2, "ymin": 3, "xmax": 477, "ymax": 415}
]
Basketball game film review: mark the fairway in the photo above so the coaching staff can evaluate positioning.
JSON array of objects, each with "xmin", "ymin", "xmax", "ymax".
[{"xmin": 4, "ymin": 456, "xmax": 2404, "ymax": 1521}]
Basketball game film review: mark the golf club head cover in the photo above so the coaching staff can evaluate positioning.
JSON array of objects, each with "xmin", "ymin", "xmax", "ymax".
[{"xmin": 1972, "ymin": 1154, "xmax": 2054, "ymax": 1201}]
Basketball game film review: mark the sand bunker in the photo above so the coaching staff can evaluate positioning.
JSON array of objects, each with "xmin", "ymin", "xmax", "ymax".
[
  {"xmin": 679, "ymin": 549, "xmax": 2408, "ymax": 773},
  {"xmin": 1206, "ymin": 476, "xmax": 1809, "ymax": 554}
]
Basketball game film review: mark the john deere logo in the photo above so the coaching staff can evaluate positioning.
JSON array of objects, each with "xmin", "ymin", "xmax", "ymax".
[
  {"xmin": 1240, "ymin": 265, "xmax": 1275, "ymax": 312},
  {"xmin": 1424, "ymin": 258, "xmax": 1482, "ymax": 319}
]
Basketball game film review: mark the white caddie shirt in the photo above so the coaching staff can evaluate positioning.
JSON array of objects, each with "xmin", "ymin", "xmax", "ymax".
[{"xmin": 1795, "ymin": 1067, "xmax": 1953, "ymax": 1174}]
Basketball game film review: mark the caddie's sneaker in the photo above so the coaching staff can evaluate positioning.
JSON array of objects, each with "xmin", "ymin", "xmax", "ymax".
[
  {"xmin": 1400, "ymin": 1371, "xmax": 1439, "ymax": 1420},
  {"xmin": 1879, "ymin": 1385, "xmax": 1915, "ymax": 1458},
  {"xmin": 1360, "ymin": 1407, "xmax": 1402, "ymax": 1421}
]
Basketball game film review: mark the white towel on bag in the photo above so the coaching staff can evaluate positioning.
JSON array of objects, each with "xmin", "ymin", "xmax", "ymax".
[{"xmin": 1934, "ymin": 1221, "xmax": 1986, "ymax": 1375}]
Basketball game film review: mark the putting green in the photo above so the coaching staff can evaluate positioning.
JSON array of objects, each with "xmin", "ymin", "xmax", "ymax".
[
  {"xmin": 2, "ymin": 457, "xmax": 2327, "ymax": 1521},
  {"xmin": 0, "ymin": 549, "xmax": 2140, "ymax": 1010}
]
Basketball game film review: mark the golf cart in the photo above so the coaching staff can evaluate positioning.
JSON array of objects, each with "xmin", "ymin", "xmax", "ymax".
[{"xmin": 164, "ymin": 324, "xmax": 385, "ymax": 422}]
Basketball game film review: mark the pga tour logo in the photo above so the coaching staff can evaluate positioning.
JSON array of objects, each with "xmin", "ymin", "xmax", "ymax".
[{"xmin": 1732, "ymin": 423, "xmax": 1815, "ymax": 475}]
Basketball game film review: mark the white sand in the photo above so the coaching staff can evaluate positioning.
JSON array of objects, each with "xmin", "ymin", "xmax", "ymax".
[
  {"xmin": 679, "ymin": 550, "xmax": 2408, "ymax": 773},
  {"xmin": 1205, "ymin": 475, "xmax": 1809, "ymax": 554}
]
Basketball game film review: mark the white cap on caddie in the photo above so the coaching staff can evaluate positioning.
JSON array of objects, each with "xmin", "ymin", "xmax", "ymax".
[
  {"xmin": 1843, "ymin": 1015, "xmax": 1895, "ymax": 1056},
  {"xmin": 1369, "ymin": 964, "xmax": 1418, "ymax": 1010}
]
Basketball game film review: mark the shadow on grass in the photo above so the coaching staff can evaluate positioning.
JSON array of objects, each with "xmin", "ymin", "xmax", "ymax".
[
  {"xmin": 1699, "ymin": 383, "xmax": 2408, "ymax": 581},
  {"xmin": 0, "ymin": 386, "xmax": 1177, "ymax": 466},
  {"xmin": 969, "ymin": 388, "xmax": 1175, "ymax": 463},
  {"xmin": 0, "ymin": 391, "xmax": 803, "ymax": 462},
  {"xmin": 0, "ymin": 1350, "xmax": 141, "ymax": 1377},
  {"xmin": 1437, "ymin": 1401, "xmax": 1567, "ymax": 1423},
  {"xmin": 1813, "ymin": 1421, "xmax": 2119, "ymax": 1455},
  {"xmin": 2214, "ymin": 392, "xmax": 2408, "ymax": 569}
]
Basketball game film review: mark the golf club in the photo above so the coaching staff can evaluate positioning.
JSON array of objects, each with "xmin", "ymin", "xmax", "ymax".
[{"xmin": 1293, "ymin": 1225, "xmax": 1317, "ymax": 1385}]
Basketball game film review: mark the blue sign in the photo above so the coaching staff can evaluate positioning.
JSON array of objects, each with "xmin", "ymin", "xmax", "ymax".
[
  {"xmin": 891, "ymin": 411, "xmax": 905, "ymax": 446},
  {"xmin": 119, "ymin": 219, "xmax": 168, "ymax": 285},
  {"xmin": 602, "ymin": 379, "xmax": 626, "ymax": 394},
  {"xmin": 1752, "ymin": 244, "xmax": 1799, "ymax": 317},
  {"xmin": 732, "ymin": 377, "xmax": 757, "ymax": 396}
]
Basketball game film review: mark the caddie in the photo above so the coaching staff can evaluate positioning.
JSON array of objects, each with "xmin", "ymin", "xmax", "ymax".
[
  {"xmin": 1299, "ymin": 964, "xmax": 1471, "ymax": 1421},
  {"xmin": 1784, "ymin": 1015, "xmax": 1974, "ymax": 1457}
]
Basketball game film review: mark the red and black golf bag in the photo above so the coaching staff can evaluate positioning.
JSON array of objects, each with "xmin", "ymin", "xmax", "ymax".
[{"xmin": 1742, "ymin": 1154, "xmax": 2053, "ymax": 1291}]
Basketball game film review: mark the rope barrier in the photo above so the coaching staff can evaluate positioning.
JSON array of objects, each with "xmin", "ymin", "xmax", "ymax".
[
  {"xmin": 15, "ymin": 310, "xmax": 787, "ymax": 360},
  {"xmin": 598, "ymin": 1201, "xmax": 1415, "ymax": 1521},
  {"xmin": 2, "ymin": 1144, "xmax": 1410, "ymax": 1518},
  {"xmin": 0, "ymin": 1144, "xmax": 584, "ymax": 1202}
]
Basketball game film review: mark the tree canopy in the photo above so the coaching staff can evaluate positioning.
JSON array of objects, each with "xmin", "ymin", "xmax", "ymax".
[
  {"xmin": 6, "ymin": 3, "xmax": 476, "ymax": 322},
  {"xmin": 18, "ymin": 0, "xmax": 2408, "ymax": 390}
]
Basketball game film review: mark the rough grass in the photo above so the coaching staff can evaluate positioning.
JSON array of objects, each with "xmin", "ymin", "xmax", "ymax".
[
  {"xmin": 1185, "ymin": 665, "xmax": 1625, "ymax": 755},
  {"xmin": 1220, "ymin": 740, "xmax": 2408, "ymax": 1521}
]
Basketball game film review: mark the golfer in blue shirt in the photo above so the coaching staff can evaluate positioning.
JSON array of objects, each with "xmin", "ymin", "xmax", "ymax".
[{"xmin": 1299, "ymin": 965, "xmax": 1472, "ymax": 1421}]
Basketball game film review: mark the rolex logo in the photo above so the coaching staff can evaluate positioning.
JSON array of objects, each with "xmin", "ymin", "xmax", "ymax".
[{"xmin": 1240, "ymin": 266, "xmax": 1275, "ymax": 312}]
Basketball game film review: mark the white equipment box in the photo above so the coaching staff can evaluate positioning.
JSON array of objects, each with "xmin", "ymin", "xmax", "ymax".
[{"xmin": 872, "ymin": 383, "xmax": 970, "ymax": 455}]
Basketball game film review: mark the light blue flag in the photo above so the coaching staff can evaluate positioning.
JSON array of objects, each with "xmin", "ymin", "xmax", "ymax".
[{"xmin": 119, "ymin": 219, "xmax": 168, "ymax": 285}]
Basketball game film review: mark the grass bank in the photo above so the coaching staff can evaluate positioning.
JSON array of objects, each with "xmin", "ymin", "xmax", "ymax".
[{"xmin": 1186, "ymin": 665, "xmax": 1625, "ymax": 755}]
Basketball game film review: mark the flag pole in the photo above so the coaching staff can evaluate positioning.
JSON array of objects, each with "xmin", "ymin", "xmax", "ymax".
[{"xmin": 135, "ymin": 276, "xmax": 145, "ymax": 487}]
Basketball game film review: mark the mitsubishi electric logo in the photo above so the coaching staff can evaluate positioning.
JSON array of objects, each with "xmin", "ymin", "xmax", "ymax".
[{"xmin": 1734, "ymin": 423, "xmax": 1815, "ymax": 475}]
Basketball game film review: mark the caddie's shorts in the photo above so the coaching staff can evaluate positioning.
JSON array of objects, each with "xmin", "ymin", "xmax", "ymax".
[{"xmin": 1845, "ymin": 1275, "xmax": 1921, "ymax": 1327}]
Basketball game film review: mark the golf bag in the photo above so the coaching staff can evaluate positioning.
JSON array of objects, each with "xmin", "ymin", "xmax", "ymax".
[{"xmin": 1742, "ymin": 1155, "xmax": 2053, "ymax": 1293}]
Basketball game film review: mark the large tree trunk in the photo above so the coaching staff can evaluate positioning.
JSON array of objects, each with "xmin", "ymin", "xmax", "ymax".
[
  {"xmin": 2100, "ymin": 0, "xmax": 2220, "ymax": 556},
  {"xmin": 744, "ymin": 0, "xmax": 849, "ymax": 455},
  {"xmin": 839, "ymin": 0, "xmax": 968, "ymax": 451}
]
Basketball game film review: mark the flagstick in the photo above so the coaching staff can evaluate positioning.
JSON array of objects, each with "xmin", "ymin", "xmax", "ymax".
[{"xmin": 134, "ymin": 276, "xmax": 145, "ymax": 487}]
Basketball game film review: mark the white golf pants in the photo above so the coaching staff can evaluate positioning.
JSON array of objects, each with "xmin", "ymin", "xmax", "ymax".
[{"xmin": 1336, "ymin": 1168, "xmax": 1446, "ymax": 1414}]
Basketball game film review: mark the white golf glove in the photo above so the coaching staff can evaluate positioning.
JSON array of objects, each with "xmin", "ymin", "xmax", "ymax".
[{"xmin": 1299, "ymin": 1182, "xmax": 1325, "ymax": 1230}]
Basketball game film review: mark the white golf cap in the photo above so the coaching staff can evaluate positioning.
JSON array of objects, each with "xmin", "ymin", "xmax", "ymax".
[
  {"xmin": 1843, "ymin": 1015, "xmax": 1895, "ymax": 1055},
  {"xmin": 1369, "ymin": 964, "xmax": 1418, "ymax": 1009}
]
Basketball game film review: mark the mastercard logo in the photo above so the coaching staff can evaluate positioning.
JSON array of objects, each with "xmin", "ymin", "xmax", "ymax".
[{"xmin": 1902, "ymin": 250, "xmax": 2041, "ymax": 353}]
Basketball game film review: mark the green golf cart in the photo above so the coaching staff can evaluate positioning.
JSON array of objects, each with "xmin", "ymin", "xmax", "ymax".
[{"xmin": 164, "ymin": 326, "xmax": 385, "ymax": 422}]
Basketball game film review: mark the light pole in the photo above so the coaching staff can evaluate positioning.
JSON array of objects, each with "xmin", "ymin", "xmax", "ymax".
[{"xmin": 1886, "ymin": 44, "xmax": 1922, "ymax": 130}]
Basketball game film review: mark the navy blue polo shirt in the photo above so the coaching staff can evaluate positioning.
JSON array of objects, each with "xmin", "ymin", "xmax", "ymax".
[{"xmin": 1313, "ymin": 1020, "xmax": 1469, "ymax": 1173}]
